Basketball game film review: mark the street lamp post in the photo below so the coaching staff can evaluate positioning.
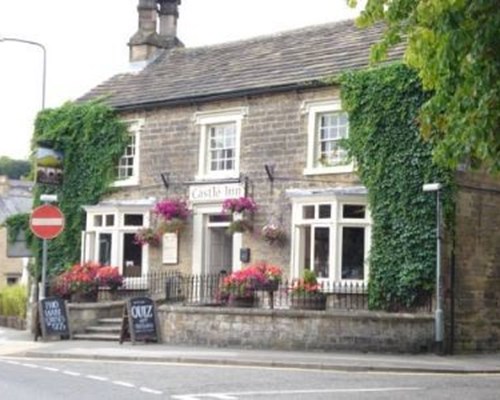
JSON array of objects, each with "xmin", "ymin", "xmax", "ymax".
[
  {"xmin": 0, "ymin": 36, "xmax": 46, "ymax": 109},
  {"xmin": 1, "ymin": 36, "xmax": 47, "ymax": 302},
  {"xmin": 423, "ymin": 182, "xmax": 444, "ymax": 353}
]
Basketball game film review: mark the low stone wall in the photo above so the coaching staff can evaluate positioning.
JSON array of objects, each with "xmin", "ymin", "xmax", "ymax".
[
  {"xmin": 158, "ymin": 306, "xmax": 434, "ymax": 353},
  {"xmin": 0, "ymin": 315, "xmax": 26, "ymax": 330},
  {"xmin": 68, "ymin": 301, "xmax": 124, "ymax": 334}
]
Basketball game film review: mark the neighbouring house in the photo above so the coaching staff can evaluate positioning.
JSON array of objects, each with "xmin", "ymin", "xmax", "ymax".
[
  {"xmin": 75, "ymin": 0, "xmax": 499, "ymax": 352},
  {"xmin": 0, "ymin": 175, "xmax": 33, "ymax": 288}
]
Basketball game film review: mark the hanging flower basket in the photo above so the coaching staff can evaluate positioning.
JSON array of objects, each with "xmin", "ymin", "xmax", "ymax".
[
  {"xmin": 222, "ymin": 197, "xmax": 257, "ymax": 235},
  {"xmin": 261, "ymin": 223, "xmax": 287, "ymax": 246},
  {"xmin": 226, "ymin": 218, "xmax": 253, "ymax": 235},
  {"xmin": 158, "ymin": 217, "xmax": 186, "ymax": 233},
  {"xmin": 134, "ymin": 227, "xmax": 161, "ymax": 246}
]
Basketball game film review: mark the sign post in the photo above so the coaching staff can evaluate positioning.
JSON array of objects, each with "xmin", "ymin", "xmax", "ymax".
[{"xmin": 30, "ymin": 203, "xmax": 64, "ymax": 299}]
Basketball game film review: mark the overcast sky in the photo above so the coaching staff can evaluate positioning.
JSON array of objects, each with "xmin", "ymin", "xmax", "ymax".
[{"xmin": 0, "ymin": 0, "xmax": 363, "ymax": 160}]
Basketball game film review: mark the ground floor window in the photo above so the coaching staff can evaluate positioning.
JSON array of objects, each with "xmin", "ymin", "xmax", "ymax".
[
  {"xmin": 290, "ymin": 193, "xmax": 371, "ymax": 282},
  {"xmin": 82, "ymin": 202, "xmax": 153, "ymax": 278}
]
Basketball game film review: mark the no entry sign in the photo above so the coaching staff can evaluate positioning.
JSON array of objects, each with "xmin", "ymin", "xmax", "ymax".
[{"xmin": 30, "ymin": 204, "xmax": 65, "ymax": 240}]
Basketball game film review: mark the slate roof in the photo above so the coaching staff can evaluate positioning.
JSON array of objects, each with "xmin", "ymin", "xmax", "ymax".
[
  {"xmin": 80, "ymin": 19, "xmax": 404, "ymax": 110},
  {"xmin": 0, "ymin": 180, "xmax": 33, "ymax": 224}
]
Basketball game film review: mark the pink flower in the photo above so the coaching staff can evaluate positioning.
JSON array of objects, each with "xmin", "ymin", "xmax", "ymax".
[
  {"xmin": 222, "ymin": 197, "xmax": 257, "ymax": 214},
  {"xmin": 154, "ymin": 198, "xmax": 190, "ymax": 221}
]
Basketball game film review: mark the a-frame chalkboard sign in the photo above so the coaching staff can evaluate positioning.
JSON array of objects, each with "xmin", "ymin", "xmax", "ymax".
[
  {"xmin": 36, "ymin": 297, "xmax": 71, "ymax": 341},
  {"xmin": 119, "ymin": 296, "xmax": 160, "ymax": 344}
]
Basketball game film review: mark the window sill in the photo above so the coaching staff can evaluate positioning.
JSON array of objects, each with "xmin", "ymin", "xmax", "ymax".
[
  {"xmin": 111, "ymin": 177, "xmax": 139, "ymax": 188},
  {"xmin": 303, "ymin": 164, "xmax": 354, "ymax": 175},
  {"xmin": 194, "ymin": 173, "xmax": 240, "ymax": 182}
]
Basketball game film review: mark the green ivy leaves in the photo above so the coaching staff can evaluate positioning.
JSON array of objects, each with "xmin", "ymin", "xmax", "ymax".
[
  {"xmin": 341, "ymin": 64, "xmax": 453, "ymax": 310},
  {"xmin": 30, "ymin": 100, "xmax": 128, "ymax": 276}
]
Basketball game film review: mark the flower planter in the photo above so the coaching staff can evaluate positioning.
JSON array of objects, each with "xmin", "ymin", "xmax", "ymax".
[
  {"xmin": 228, "ymin": 295, "xmax": 256, "ymax": 308},
  {"xmin": 256, "ymin": 280, "xmax": 279, "ymax": 292},
  {"xmin": 290, "ymin": 293, "xmax": 327, "ymax": 310},
  {"xmin": 71, "ymin": 291, "xmax": 98, "ymax": 303}
]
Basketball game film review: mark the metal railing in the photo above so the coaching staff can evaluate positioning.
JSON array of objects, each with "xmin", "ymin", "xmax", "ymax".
[{"xmin": 48, "ymin": 270, "xmax": 432, "ymax": 312}]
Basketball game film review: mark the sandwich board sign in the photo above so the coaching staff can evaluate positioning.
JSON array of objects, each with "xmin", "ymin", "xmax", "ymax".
[
  {"xmin": 36, "ymin": 297, "xmax": 71, "ymax": 341},
  {"xmin": 119, "ymin": 297, "xmax": 160, "ymax": 344}
]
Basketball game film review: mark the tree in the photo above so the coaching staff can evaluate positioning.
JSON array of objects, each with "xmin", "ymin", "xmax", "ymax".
[
  {"xmin": 0, "ymin": 156, "xmax": 31, "ymax": 180},
  {"xmin": 350, "ymin": 0, "xmax": 500, "ymax": 172}
]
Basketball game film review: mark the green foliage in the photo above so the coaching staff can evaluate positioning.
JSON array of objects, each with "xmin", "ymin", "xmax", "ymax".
[
  {"xmin": 352, "ymin": 0, "xmax": 500, "ymax": 173},
  {"xmin": 0, "ymin": 156, "xmax": 31, "ymax": 180},
  {"xmin": 341, "ymin": 64, "xmax": 454, "ymax": 310},
  {"xmin": 0, "ymin": 285, "xmax": 27, "ymax": 318},
  {"xmin": 2, "ymin": 213, "xmax": 31, "ymax": 244},
  {"xmin": 30, "ymin": 100, "xmax": 128, "ymax": 277}
]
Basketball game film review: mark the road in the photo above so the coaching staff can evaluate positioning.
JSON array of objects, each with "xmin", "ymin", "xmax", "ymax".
[{"xmin": 1, "ymin": 357, "xmax": 499, "ymax": 399}]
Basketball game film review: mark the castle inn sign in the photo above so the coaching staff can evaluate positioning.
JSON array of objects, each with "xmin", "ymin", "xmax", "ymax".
[{"xmin": 189, "ymin": 183, "xmax": 245, "ymax": 203}]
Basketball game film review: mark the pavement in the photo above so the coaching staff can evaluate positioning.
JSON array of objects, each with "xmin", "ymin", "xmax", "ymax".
[{"xmin": 1, "ymin": 326, "xmax": 499, "ymax": 374}]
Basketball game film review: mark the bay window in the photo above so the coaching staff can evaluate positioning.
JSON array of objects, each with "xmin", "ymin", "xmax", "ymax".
[{"xmin": 290, "ymin": 191, "xmax": 371, "ymax": 282}]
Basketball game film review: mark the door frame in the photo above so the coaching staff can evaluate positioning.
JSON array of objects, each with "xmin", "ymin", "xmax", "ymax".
[{"xmin": 192, "ymin": 203, "xmax": 242, "ymax": 275}]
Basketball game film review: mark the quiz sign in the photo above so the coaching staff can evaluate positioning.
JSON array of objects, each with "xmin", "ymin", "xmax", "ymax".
[{"xmin": 119, "ymin": 297, "xmax": 160, "ymax": 344}]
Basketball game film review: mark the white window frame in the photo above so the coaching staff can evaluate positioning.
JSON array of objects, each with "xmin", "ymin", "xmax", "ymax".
[
  {"xmin": 81, "ymin": 204, "xmax": 152, "ymax": 284},
  {"xmin": 113, "ymin": 119, "xmax": 144, "ymax": 187},
  {"xmin": 303, "ymin": 99, "xmax": 353, "ymax": 175},
  {"xmin": 290, "ymin": 195, "xmax": 371, "ymax": 283},
  {"xmin": 194, "ymin": 108, "xmax": 247, "ymax": 181}
]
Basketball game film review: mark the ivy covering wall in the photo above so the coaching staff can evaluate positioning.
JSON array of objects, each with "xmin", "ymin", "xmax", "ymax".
[
  {"xmin": 31, "ymin": 100, "xmax": 128, "ymax": 277},
  {"xmin": 341, "ymin": 64, "xmax": 453, "ymax": 310}
]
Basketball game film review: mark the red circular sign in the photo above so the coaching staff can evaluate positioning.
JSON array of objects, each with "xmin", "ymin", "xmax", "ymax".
[{"xmin": 30, "ymin": 204, "xmax": 65, "ymax": 239}]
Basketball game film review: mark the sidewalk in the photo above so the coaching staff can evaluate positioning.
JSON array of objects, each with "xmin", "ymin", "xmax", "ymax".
[{"xmin": 1, "ymin": 327, "xmax": 499, "ymax": 374}]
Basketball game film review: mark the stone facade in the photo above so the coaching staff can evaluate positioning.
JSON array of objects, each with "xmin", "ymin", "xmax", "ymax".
[
  {"xmin": 447, "ymin": 170, "xmax": 500, "ymax": 352},
  {"xmin": 109, "ymin": 86, "xmax": 360, "ymax": 276}
]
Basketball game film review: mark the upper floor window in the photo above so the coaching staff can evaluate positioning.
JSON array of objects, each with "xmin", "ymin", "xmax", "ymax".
[
  {"xmin": 195, "ymin": 108, "xmax": 247, "ymax": 180},
  {"xmin": 113, "ymin": 119, "xmax": 143, "ymax": 187},
  {"xmin": 303, "ymin": 100, "xmax": 353, "ymax": 175}
]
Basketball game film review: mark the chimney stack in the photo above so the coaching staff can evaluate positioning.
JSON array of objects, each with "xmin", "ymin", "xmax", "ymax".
[
  {"xmin": 128, "ymin": 0, "xmax": 183, "ymax": 64},
  {"xmin": 158, "ymin": 0, "xmax": 181, "ymax": 39}
]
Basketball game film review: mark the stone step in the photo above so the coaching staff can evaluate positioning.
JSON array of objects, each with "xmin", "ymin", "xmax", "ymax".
[
  {"xmin": 98, "ymin": 318, "xmax": 122, "ymax": 325},
  {"xmin": 72, "ymin": 333, "xmax": 120, "ymax": 341},
  {"xmin": 86, "ymin": 325, "xmax": 121, "ymax": 334}
]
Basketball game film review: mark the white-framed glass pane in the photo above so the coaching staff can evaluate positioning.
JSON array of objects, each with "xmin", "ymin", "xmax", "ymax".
[
  {"xmin": 207, "ymin": 123, "xmax": 236, "ymax": 172},
  {"xmin": 303, "ymin": 205, "xmax": 315, "ymax": 219},
  {"xmin": 105, "ymin": 215, "xmax": 115, "ymax": 226},
  {"xmin": 318, "ymin": 204, "xmax": 331, "ymax": 219},
  {"xmin": 123, "ymin": 233, "xmax": 142, "ymax": 277},
  {"xmin": 93, "ymin": 215, "xmax": 103, "ymax": 227},
  {"xmin": 341, "ymin": 226, "xmax": 365, "ymax": 280},
  {"xmin": 124, "ymin": 214, "xmax": 144, "ymax": 226},
  {"xmin": 343, "ymin": 205, "xmax": 366, "ymax": 219},
  {"xmin": 316, "ymin": 111, "xmax": 349, "ymax": 167},
  {"xmin": 313, "ymin": 227, "xmax": 330, "ymax": 278},
  {"xmin": 98, "ymin": 233, "xmax": 112, "ymax": 265},
  {"xmin": 117, "ymin": 133, "xmax": 136, "ymax": 179}
]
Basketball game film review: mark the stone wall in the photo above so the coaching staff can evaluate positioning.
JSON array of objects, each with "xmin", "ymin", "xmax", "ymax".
[
  {"xmin": 158, "ymin": 305, "xmax": 434, "ymax": 353},
  {"xmin": 451, "ymin": 171, "xmax": 500, "ymax": 352}
]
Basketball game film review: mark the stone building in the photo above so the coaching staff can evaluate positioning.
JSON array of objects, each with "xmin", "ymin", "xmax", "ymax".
[
  {"xmin": 0, "ymin": 176, "xmax": 33, "ymax": 288},
  {"xmin": 78, "ymin": 0, "xmax": 500, "ymax": 352}
]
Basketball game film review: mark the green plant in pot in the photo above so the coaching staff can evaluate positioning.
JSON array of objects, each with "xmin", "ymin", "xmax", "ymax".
[{"xmin": 290, "ymin": 269, "xmax": 326, "ymax": 310}]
